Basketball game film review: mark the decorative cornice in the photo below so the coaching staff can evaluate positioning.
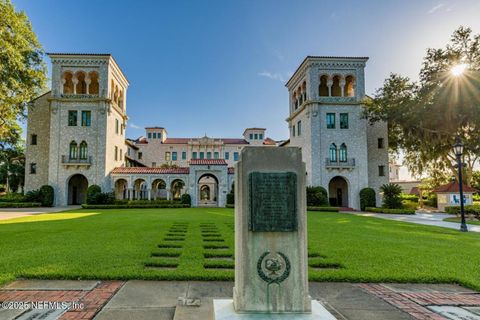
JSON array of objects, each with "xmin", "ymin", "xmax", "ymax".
[{"xmin": 51, "ymin": 59, "xmax": 108, "ymax": 65}]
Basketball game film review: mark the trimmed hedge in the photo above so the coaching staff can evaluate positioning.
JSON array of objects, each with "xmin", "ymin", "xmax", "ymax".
[
  {"xmin": 445, "ymin": 205, "xmax": 480, "ymax": 219},
  {"xmin": 225, "ymin": 204, "xmax": 234, "ymax": 208},
  {"xmin": 307, "ymin": 206, "xmax": 340, "ymax": 212},
  {"xmin": 306, "ymin": 186, "xmax": 329, "ymax": 206},
  {"xmin": 359, "ymin": 188, "xmax": 376, "ymax": 211},
  {"xmin": 365, "ymin": 207, "xmax": 415, "ymax": 215},
  {"xmin": 39, "ymin": 185, "xmax": 54, "ymax": 207},
  {"xmin": 0, "ymin": 193, "xmax": 27, "ymax": 203},
  {"xmin": 400, "ymin": 193, "xmax": 419, "ymax": 202},
  {"xmin": 180, "ymin": 194, "xmax": 191, "ymax": 206},
  {"xmin": 0, "ymin": 202, "xmax": 42, "ymax": 208},
  {"xmin": 81, "ymin": 204, "xmax": 191, "ymax": 209},
  {"xmin": 86, "ymin": 185, "xmax": 102, "ymax": 204},
  {"xmin": 226, "ymin": 193, "xmax": 234, "ymax": 205}
]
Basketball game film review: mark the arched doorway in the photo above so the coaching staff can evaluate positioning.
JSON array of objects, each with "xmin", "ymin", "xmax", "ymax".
[
  {"xmin": 170, "ymin": 179, "xmax": 185, "ymax": 201},
  {"xmin": 328, "ymin": 176, "xmax": 349, "ymax": 207},
  {"xmin": 114, "ymin": 179, "xmax": 128, "ymax": 199},
  {"xmin": 198, "ymin": 174, "xmax": 218, "ymax": 207},
  {"xmin": 133, "ymin": 179, "xmax": 147, "ymax": 200},
  {"xmin": 68, "ymin": 174, "xmax": 88, "ymax": 205},
  {"xmin": 152, "ymin": 179, "xmax": 167, "ymax": 200}
]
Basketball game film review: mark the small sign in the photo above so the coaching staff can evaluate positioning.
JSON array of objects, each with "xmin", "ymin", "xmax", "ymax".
[{"xmin": 248, "ymin": 172, "xmax": 297, "ymax": 232}]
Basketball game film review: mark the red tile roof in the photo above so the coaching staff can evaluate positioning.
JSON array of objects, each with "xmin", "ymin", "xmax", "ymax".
[
  {"xmin": 162, "ymin": 138, "xmax": 248, "ymax": 145},
  {"xmin": 189, "ymin": 159, "xmax": 227, "ymax": 165},
  {"xmin": 228, "ymin": 167, "xmax": 235, "ymax": 174},
  {"xmin": 263, "ymin": 138, "xmax": 276, "ymax": 145},
  {"xmin": 433, "ymin": 181, "xmax": 478, "ymax": 193},
  {"xmin": 112, "ymin": 167, "xmax": 189, "ymax": 174},
  {"xmin": 163, "ymin": 138, "xmax": 190, "ymax": 144}
]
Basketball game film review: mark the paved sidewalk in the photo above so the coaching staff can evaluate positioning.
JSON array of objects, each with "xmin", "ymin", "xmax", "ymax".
[
  {"xmin": 0, "ymin": 206, "xmax": 80, "ymax": 221},
  {"xmin": 347, "ymin": 211, "xmax": 480, "ymax": 233},
  {"xmin": 1, "ymin": 280, "xmax": 479, "ymax": 319}
]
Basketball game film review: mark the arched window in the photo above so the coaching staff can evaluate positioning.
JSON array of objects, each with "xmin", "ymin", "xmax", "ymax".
[
  {"xmin": 319, "ymin": 75, "xmax": 329, "ymax": 96},
  {"xmin": 331, "ymin": 75, "xmax": 342, "ymax": 96},
  {"xmin": 88, "ymin": 72, "xmax": 99, "ymax": 95},
  {"xmin": 118, "ymin": 89, "xmax": 124, "ymax": 108},
  {"xmin": 63, "ymin": 72, "xmax": 74, "ymax": 94},
  {"xmin": 302, "ymin": 81, "xmax": 307, "ymax": 101},
  {"xmin": 329, "ymin": 143, "xmax": 337, "ymax": 162},
  {"xmin": 69, "ymin": 141, "xmax": 78, "ymax": 159},
  {"xmin": 75, "ymin": 72, "xmax": 87, "ymax": 94},
  {"xmin": 111, "ymin": 80, "xmax": 115, "ymax": 99},
  {"xmin": 339, "ymin": 143, "xmax": 347, "ymax": 162},
  {"xmin": 298, "ymin": 86, "xmax": 303, "ymax": 105},
  {"xmin": 79, "ymin": 141, "xmax": 88, "ymax": 160},
  {"xmin": 293, "ymin": 92, "xmax": 298, "ymax": 109},
  {"xmin": 345, "ymin": 75, "xmax": 355, "ymax": 97}
]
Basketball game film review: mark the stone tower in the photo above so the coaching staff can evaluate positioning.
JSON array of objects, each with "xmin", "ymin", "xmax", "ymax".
[
  {"xmin": 25, "ymin": 53, "xmax": 129, "ymax": 206},
  {"xmin": 285, "ymin": 56, "xmax": 389, "ymax": 209}
]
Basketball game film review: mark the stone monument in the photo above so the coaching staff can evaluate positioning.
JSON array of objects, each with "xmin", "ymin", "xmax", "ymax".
[{"xmin": 214, "ymin": 147, "xmax": 336, "ymax": 319}]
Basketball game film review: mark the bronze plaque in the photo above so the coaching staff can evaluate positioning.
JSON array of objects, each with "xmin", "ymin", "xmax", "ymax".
[{"xmin": 249, "ymin": 172, "xmax": 297, "ymax": 232}]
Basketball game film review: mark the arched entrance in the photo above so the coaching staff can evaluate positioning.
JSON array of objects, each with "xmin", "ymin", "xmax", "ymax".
[
  {"xmin": 152, "ymin": 179, "xmax": 167, "ymax": 200},
  {"xmin": 68, "ymin": 174, "xmax": 88, "ymax": 205},
  {"xmin": 328, "ymin": 176, "xmax": 349, "ymax": 207},
  {"xmin": 114, "ymin": 179, "xmax": 128, "ymax": 199},
  {"xmin": 170, "ymin": 179, "xmax": 185, "ymax": 201},
  {"xmin": 133, "ymin": 179, "xmax": 147, "ymax": 200},
  {"xmin": 198, "ymin": 174, "xmax": 218, "ymax": 207}
]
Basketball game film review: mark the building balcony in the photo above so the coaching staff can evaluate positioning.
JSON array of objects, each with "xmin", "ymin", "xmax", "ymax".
[
  {"xmin": 60, "ymin": 93, "xmax": 100, "ymax": 99},
  {"xmin": 325, "ymin": 158, "xmax": 355, "ymax": 170},
  {"xmin": 61, "ymin": 155, "xmax": 92, "ymax": 167}
]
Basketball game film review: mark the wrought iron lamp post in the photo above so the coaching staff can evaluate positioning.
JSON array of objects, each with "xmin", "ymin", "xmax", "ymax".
[{"xmin": 453, "ymin": 138, "xmax": 468, "ymax": 232}]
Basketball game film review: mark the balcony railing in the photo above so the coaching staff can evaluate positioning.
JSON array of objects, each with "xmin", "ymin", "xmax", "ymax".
[
  {"xmin": 61, "ymin": 155, "xmax": 92, "ymax": 166},
  {"xmin": 60, "ymin": 93, "xmax": 99, "ymax": 99},
  {"xmin": 325, "ymin": 158, "xmax": 355, "ymax": 168}
]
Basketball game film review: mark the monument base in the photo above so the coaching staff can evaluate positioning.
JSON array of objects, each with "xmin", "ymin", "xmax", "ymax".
[{"xmin": 213, "ymin": 299, "xmax": 337, "ymax": 320}]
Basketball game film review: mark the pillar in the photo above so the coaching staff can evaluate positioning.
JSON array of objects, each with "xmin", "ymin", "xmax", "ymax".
[
  {"xmin": 147, "ymin": 189, "xmax": 152, "ymax": 201},
  {"xmin": 327, "ymin": 80, "xmax": 333, "ymax": 96},
  {"xmin": 166, "ymin": 188, "xmax": 171, "ymax": 200},
  {"xmin": 340, "ymin": 79, "xmax": 346, "ymax": 97}
]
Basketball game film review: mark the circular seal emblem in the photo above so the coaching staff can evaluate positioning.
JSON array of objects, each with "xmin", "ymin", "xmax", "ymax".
[{"xmin": 257, "ymin": 251, "xmax": 291, "ymax": 284}]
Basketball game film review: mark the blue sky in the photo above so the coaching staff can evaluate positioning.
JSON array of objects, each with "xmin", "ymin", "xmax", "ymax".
[{"xmin": 13, "ymin": 0, "xmax": 480, "ymax": 142}]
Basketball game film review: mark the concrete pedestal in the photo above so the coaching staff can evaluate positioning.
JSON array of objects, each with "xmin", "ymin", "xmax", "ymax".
[{"xmin": 214, "ymin": 299, "xmax": 337, "ymax": 319}]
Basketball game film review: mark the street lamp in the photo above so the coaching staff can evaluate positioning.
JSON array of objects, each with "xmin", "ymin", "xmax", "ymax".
[{"xmin": 453, "ymin": 137, "xmax": 468, "ymax": 232}]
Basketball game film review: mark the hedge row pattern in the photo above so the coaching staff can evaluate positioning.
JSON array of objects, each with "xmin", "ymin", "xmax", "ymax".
[{"xmin": 365, "ymin": 207, "xmax": 415, "ymax": 215}]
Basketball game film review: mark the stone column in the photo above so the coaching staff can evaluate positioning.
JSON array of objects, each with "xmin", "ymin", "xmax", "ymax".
[
  {"xmin": 340, "ymin": 79, "xmax": 346, "ymax": 97},
  {"xmin": 166, "ymin": 188, "xmax": 171, "ymax": 200},
  {"xmin": 327, "ymin": 79, "xmax": 333, "ymax": 96},
  {"xmin": 72, "ymin": 77, "xmax": 78, "ymax": 94},
  {"xmin": 147, "ymin": 189, "xmax": 152, "ymax": 201}
]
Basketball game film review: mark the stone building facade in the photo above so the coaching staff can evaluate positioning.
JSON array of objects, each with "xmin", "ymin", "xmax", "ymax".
[
  {"xmin": 25, "ymin": 54, "xmax": 388, "ymax": 209},
  {"xmin": 284, "ymin": 56, "xmax": 389, "ymax": 208}
]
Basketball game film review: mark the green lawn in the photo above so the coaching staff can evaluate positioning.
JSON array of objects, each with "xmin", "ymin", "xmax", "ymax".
[
  {"xmin": 0, "ymin": 208, "xmax": 479, "ymax": 291},
  {"xmin": 443, "ymin": 217, "xmax": 480, "ymax": 225}
]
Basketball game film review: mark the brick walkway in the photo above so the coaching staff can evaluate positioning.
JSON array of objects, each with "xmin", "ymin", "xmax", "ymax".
[
  {"xmin": 0, "ymin": 281, "xmax": 124, "ymax": 320},
  {"xmin": 359, "ymin": 283, "xmax": 480, "ymax": 320}
]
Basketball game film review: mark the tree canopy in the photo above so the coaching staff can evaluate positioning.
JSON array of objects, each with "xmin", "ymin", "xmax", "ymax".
[
  {"xmin": 0, "ymin": 0, "xmax": 47, "ymax": 148},
  {"xmin": 365, "ymin": 27, "xmax": 480, "ymax": 185}
]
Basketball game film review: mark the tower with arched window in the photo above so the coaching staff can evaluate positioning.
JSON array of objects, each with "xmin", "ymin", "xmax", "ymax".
[
  {"xmin": 284, "ymin": 56, "xmax": 389, "ymax": 209},
  {"xmin": 25, "ymin": 53, "xmax": 129, "ymax": 206}
]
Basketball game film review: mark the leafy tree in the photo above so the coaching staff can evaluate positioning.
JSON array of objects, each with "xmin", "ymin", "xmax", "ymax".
[
  {"xmin": 0, "ymin": 0, "xmax": 47, "ymax": 146},
  {"xmin": 364, "ymin": 27, "xmax": 480, "ymax": 185},
  {"xmin": 471, "ymin": 171, "xmax": 480, "ymax": 192},
  {"xmin": 0, "ymin": 143, "xmax": 25, "ymax": 193},
  {"xmin": 380, "ymin": 183, "xmax": 403, "ymax": 209}
]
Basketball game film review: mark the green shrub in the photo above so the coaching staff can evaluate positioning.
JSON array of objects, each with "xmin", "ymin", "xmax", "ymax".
[
  {"xmin": 473, "ymin": 194, "xmax": 480, "ymax": 202},
  {"xmin": 25, "ymin": 189, "xmax": 42, "ymax": 203},
  {"xmin": 226, "ymin": 193, "xmax": 234, "ymax": 205},
  {"xmin": 306, "ymin": 186, "xmax": 328, "ymax": 207},
  {"xmin": 380, "ymin": 183, "xmax": 403, "ymax": 209},
  {"xmin": 359, "ymin": 188, "xmax": 376, "ymax": 211},
  {"xmin": 0, "ymin": 202, "xmax": 41, "ymax": 208},
  {"xmin": 94, "ymin": 192, "xmax": 115, "ymax": 205},
  {"xmin": 81, "ymin": 204, "xmax": 190, "ymax": 209},
  {"xmin": 445, "ymin": 205, "xmax": 480, "ymax": 219},
  {"xmin": 365, "ymin": 207, "xmax": 415, "ymax": 215},
  {"xmin": 424, "ymin": 194, "xmax": 438, "ymax": 208},
  {"xmin": 226, "ymin": 204, "xmax": 234, "ymax": 208},
  {"xmin": 86, "ymin": 185, "xmax": 102, "ymax": 204},
  {"xmin": 400, "ymin": 193, "xmax": 419, "ymax": 202},
  {"xmin": 180, "ymin": 194, "xmax": 191, "ymax": 206},
  {"xmin": 0, "ymin": 193, "xmax": 27, "ymax": 203},
  {"xmin": 39, "ymin": 185, "xmax": 54, "ymax": 207},
  {"xmin": 307, "ymin": 206, "xmax": 340, "ymax": 212},
  {"xmin": 402, "ymin": 200, "xmax": 419, "ymax": 210}
]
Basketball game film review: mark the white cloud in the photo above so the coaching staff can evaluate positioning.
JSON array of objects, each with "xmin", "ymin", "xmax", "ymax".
[
  {"xmin": 129, "ymin": 123, "xmax": 142, "ymax": 129},
  {"xmin": 428, "ymin": 3, "xmax": 445, "ymax": 14},
  {"xmin": 258, "ymin": 71, "xmax": 287, "ymax": 82}
]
